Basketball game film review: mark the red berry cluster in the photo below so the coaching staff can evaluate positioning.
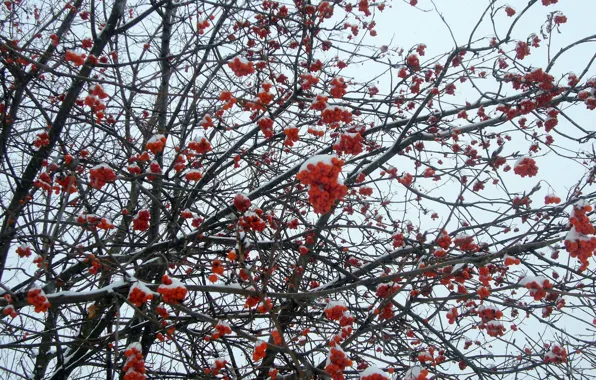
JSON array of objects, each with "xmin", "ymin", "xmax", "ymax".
[
  {"xmin": 515, "ymin": 41, "xmax": 530, "ymax": 60},
  {"xmin": 565, "ymin": 203, "xmax": 596, "ymax": 270},
  {"xmin": 485, "ymin": 321, "xmax": 506, "ymax": 337},
  {"xmin": 403, "ymin": 367, "xmax": 429, "ymax": 380},
  {"xmin": 392, "ymin": 233, "xmax": 404, "ymax": 248},
  {"xmin": 128, "ymin": 283, "xmax": 153, "ymax": 307},
  {"xmin": 123, "ymin": 343, "xmax": 146, "ymax": 380},
  {"xmin": 2, "ymin": 305, "xmax": 17, "ymax": 319},
  {"xmin": 27, "ymin": 288, "xmax": 51, "ymax": 313},
  {"xmin": 446, "ymin": 307, "xmax": 458, "ymax": 324},
  {"xmin": 77, "ymin": 213, "xmax": 115, "ymax": 230},
  {"xmin": 89, "ymin": 164, "xmax": 117, "ymax": 189},
  {"xmin": 205, "ymin": 358, "xmax": 227, "ymax": 376},
  {"xmin": 360, "ymin": 366, "xmax": 390, "ymax": 380},
  {"xmin": 300, "ymin": 73, "xmax": 319, "ymax": 90},
  {"xmin": 238, "ymin": 211, "xmax": 267, "ymax": 232},
  {"xmin": 320, "ymin": 106, "xmax": 352, "ymax": 125},
  {"xmin": 520, "ymin": 276, "xmax": 553, "ymax": 301},
  {"xmin": 253, "ymin": 341, "xmax": 268, "ymax": 361},
  {"xmin": 375, "ymin": 284, "xmax": 399, "ymax": 298},
  {"xmin": 157, "ymin": 275, "xmax": 187, "ymax": 304},
  {"xmin": 16, "ymin": 245, "xmax": 32, "ymax": 258},
  {"xmin": 233, "ymin": 193, "xmax": 251, "ymax": 213},
  {"xmin": 185, "ymin": 170, "xmax": 203, "ymax": 181},
  {"xmin": 436, "ymin": 232, "xmax": 451, "ymax": 249},
  {"xmin": 133, "ymin": 209, "xmax": 150, "ymax": 231},
  {"xmin": 55, "ymin": 174, "xmax": 78, "ymax": 194},
  {"xmin": 257, "ymin": 117, "xmax": 274, "ymax": 138},
  {"xmin": 477, "ymin": 305, "xmax": 503, "ymax": 323},
  {"xmin": 324, "ymin": 301, "xmax": 348, "ymax": 321},
  {"xmin": 333, "ymin": 133, "xmax": 363, "ymax": 155},
  {"xmin": 514, "ymin": 157, "xmax": 538, "ymax": 177},
  {"xmin": 210, "ymin": 321, "xmax": 232, "ymax": 340},
  {"xmin": 453, "ymin": 235, "xmax": 478, "ymax": 252},
  {"xmin": 543, "ymin": 344, "xmax": 567, "ymax": 364},
  {"xmin": 377, "ymin": 303, "xmax": 394, "ymax": 320},
  {"xmin": 329, "ymin": 77, "xmax": 347, "ymax": 98},
  {"xmin": 310, "ymin": 95, "xmax": 328, "ymax": 111},
  {"xmin": 406, "ymin": 54, "xmax": 420, "ymax": 71},
  {"xmin": 283, "ymin": 127, "xmax": 300, "ymax": 146},
  {"xmin": 325, "ymin": 346, "xmax": 352, "ymax": 380},
  {"xmin": 145, "ymin": 134, "xmax": 166, "ymax": 154},
  {"xmin": 504, "ymin": 255, "xmax": 521, "ymax": 266},
  {"xmin": 65, "ymin": 50, "xmax": 86, "ymax": 66},
  {"xmin": 227, "ymin": 57, "xmax": 254, "ymax": 76},
  {"xmin": 545, "ymin": 195, "xmax": 561, "ymax": 204},
  {"xmin": 188, "ymin": 137, "xmax": 212, "ymax": 154},
  {"xmin": 296, "ymin": 157, "xmax": 348, "ymax": 214}
]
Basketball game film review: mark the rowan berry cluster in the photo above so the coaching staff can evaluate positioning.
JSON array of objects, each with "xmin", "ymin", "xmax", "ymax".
[
  {"xmin": 360, "ymin": 366, "xmax": 390, "ymax": 380},
  {"xmin": 310, "ymin": 95, "xmax": 328, "ymax": 111},
  {"xmin": 205, "ymin": 358, "xmax": 227, "ymax": 376},
  {"xmin": 157, "ymin": 275, "xmax": 187, "ymax": 303},
  {"xmin": 504, "ymin": 255, "xmax": 521, "ymax": 266},
  {"xmin": 435, "ymin": 232, "xmax": 451, "ymax": 249},
  {"xmin": 520, "ymin": 276, "xmax": 553, "ymax": 301},
  {"xmin": 329, "ymin": 77, "xmax": 347, "ymax": 98},
  {"xmin": 2, "ymin": 305, "xmax": 17, "ymax": 319},
  {"xmin": 321, "ymin": 106, "xmax": 353, "ymax": 125},
  {"xmin": 27, "ymin": 288, "xmax": 51, "ymax": 313},
  {"xmin": 543, "ymin": 344, "xmax": 567, "ymax": 364},
  {"xmin": 453, "ymin": 235, "xmax": 478, "ymax": 252},
  {"xmin": 296, "ymin": 156, "xmax": 347, "ymax": 214},
  {"xmin": 85, "ymin": 254, "xmax": 102, "ymax": 274},
  {"xmin": 375, "ymin": 284, "xmax": 398, "ymax": 298},
  {"xmin": 300, "ymin": 73, "xmax": 319, "ymax": 90},
  {"xmin": 333, "ymin": 133, "xmax": 363, "ymax": 155},
  {"xmin": 257, "ymin": 117, "xmax": 274, "ymax": 138},
  {"xmin": 56, "ymin": 174, "xmax": 78, "ymax": 194},
  {"xmin": 325, "ymin": 346, "xmax": 352, "ymax": 380},
  {"xmin": 564, "ymin": 203, "xmax": 596, "ymax": 270},
  {"xmin": 185, "ymin": 170, "xmax": 203, "ymax": 181},
  {"xmin": 252, "ymin": 341, "xmax": 268, "ymax": 361},
  {"xmin": 77, "ymin": 213, "xmax": 114, "ymax": 230},
  {"xmin": 145, "ymin": 134, "xmax": 166, "ymax": 154},
  {"xmin": 16, "ymin": 245, "xmax": 32, "ymax": 258},
  {"xmin": 227, "ymin": 57, "xmax": 254, "ymax": 76},
  {"xmin": 446, "ymin": 307, "xmax": 458, "ymax": 324},
  {"xmin": 33, "ymin": 131, "xmax": 50, "ymax": 148},
  {"xmin": 516, "ymin": 41, "xmax": 531, "ymax": 60},
  {"xmin": 238, "ymin": 212, "xmax": 267, "ymax": 232},
  {"xmin": 283, "ymin": 127, "xmax": 300, "ymax": 146},
  {"xmin": 209, "ymin": 321, "xmax": 232, "ymax": 340},
  {"xmin": 514, "ymin": 157, "xmax": 538, "ymax": 177},
  {"xmin": 403, "ymin": 367, "xmax": 429, "ymax": 380},
  {"xmin": 545, "ymin": 195, "xmax": 561, "ymax": 204},
  {"xmin": 325, "ymin": 301, "xmax": 348, "ymax": 321},
  {"xmin": 123, "ymin": 343, "xmax": 146, "ymax": 380},
  {"xmin": 65, "ymin": 50, "xmax": 86, "ymax": 66},
  {"xmin": 133, "ymin": 209, "xmax": 150, "ymax": 231},
  {"xmin": 477, "ymin": 305, "xmax": 503, "ymax": 322},
  {"xmin": 392, "ymin": 233, "xmax": 404, "ymax": 248},
  {"xmin": 128, "ymin": 283, "xmax": 153, "ymax": 307},
  {"xmin": 89, "ymin": 164, "xmax": 117, "ymax": 189},
  {"xmin": 233, "ymin": 193, "xmax": 251, "ymax": 213},
  {"xmin": 485, "ymin": 321, "xmax": 506, "ymax": 337}
]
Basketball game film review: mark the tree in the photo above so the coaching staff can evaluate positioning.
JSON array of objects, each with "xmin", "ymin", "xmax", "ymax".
[{"xmin": 0, "ymin": 0, "xmax": 595, "ymax": 378}]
